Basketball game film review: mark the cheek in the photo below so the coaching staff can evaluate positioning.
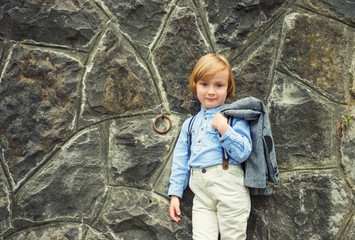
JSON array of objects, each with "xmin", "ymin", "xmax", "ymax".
[
  {"xmin": 196, "ymin": 87, "xmax": 205, "ymax": 95},
  {"xmin": 218, "ymin": 89, "xmax": 228, "ymax": 98}
]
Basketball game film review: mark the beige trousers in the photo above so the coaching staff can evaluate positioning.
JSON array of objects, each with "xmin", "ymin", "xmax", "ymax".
[{"xmin": 189, "ymin": 164, "xmax": 251, "ymax": 240}]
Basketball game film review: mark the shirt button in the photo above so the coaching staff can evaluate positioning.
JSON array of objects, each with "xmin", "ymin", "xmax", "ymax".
[
  {"xmin": 220, "ymin": 140, "xmax": 224, "ymax": 143},
  {"xmin": 214, "ymin": 129, "xmax": 217, "ymax": 132},
  {"xmin": 202, "ymin": 168, "xmax": 206, "ymax": 173},
  {"xmin": 204, "ymin": 110, "xmax": 206, "ymax": 113},
  {"xmin": 192, "ymin": 130, "xmax": 195, "ymax": 133},
  {"xmin": 228, "ymin": 150, "xmax": 232, "ymax": 154},
  {"xmin": 201, "ymin": 128, "xmax": 204, "ymax": 131},
  {"xmin": 204, "ymin": 117, "xmax": 207, "ymax": 120},
  {"xmin": 198, "ymin": 140, "xmax": 201, "ymax": 143}
]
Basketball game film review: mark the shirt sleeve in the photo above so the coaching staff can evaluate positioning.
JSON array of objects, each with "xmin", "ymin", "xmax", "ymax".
[
  {"xmin": 167, "ymin": 118, "xmax": 191, "ymax": 198},
  {"xmin": 219, "ymin": 118, "xmax": 252, "ymax": 164}
]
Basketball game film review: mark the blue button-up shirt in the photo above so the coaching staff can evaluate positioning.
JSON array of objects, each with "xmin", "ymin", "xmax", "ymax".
[{"xmin": 168, "ymin": 105, "xmax": 252, "ymax": 198}]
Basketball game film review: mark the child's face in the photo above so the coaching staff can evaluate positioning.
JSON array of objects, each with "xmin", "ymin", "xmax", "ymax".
[{"xmin": 196, "ymin": 69, "xmax": 229, "ymax": 109}]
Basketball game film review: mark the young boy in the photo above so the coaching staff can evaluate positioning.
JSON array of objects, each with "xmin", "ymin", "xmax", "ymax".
[{"xmin": 168, "ymin": 54, "xmax": 252, "ymax": 240}]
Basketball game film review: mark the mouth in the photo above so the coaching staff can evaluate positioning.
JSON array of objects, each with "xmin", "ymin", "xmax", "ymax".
[{"xmin": 206, "ymin": 98, "xmax": 216, "ymax": 101}]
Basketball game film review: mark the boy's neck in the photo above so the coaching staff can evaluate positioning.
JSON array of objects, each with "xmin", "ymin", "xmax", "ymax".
[{"xmin": 201, "ymin": 104, "xmax": 224, "ymax": 112}]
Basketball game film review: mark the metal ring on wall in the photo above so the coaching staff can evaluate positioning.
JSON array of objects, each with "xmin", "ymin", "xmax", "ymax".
[{"xmin": 153, "ymin": 114, "xmax": 172, "ymax": 134}]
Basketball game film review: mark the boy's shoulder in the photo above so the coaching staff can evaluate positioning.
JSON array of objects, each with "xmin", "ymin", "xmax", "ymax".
[
  {"xmin": 182, "ymin": 115, "xmax": 195, "ymax": 127},
  {"xmin": 180, "ymin": 114, "xmax": 199, "ymax": 134}
]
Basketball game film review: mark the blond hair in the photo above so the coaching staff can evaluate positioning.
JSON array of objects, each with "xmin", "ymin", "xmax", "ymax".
[{"xmin": 189, "ymin": 54, "xmax": 235, "ymax": 98}]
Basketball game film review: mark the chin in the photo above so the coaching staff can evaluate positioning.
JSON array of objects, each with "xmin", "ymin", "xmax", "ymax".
[{"xmin": 204, "ymin": 104, "xmax": 218, "ymax": 109}]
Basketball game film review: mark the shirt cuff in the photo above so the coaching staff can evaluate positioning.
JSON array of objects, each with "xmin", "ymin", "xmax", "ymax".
[
  {"xmin": 168, "ymin": 185, "xmax": 184, "ymax": 198},
  {"xmin": 219, "ymin": 125, "xmax": 236, "ymax": 146}
]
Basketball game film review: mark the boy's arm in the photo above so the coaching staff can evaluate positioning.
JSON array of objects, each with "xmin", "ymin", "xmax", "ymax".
[
  {"xmin": 211, "ymin": 112, "xmax": 228, "ymax": 135},
  {"xmin": 167, "ymin": 118, "xmax": 191, "ymax": 198},
  {"xmin": 213, "ymin": 113, "xmax": 252, "ymax": 163}
]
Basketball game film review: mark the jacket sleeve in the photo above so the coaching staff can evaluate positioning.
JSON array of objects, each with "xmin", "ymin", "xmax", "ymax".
[
  {"xmin": 262, "ymin": 103, "xmax": 279, "ymax": 183},
  {"xmin": 167, "ymin": 118, "xmax": 191, "ymax": 198},
  {"xmin": 219, "ymin": 118, "xmax": 252, "ymax": 164}
]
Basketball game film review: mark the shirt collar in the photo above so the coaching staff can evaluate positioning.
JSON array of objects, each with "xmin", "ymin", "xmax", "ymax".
[{"xmin": 200, "ymin": 104, "xmax": 224, "ymax": 115}]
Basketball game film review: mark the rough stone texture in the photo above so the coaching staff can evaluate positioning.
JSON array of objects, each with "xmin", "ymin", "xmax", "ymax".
[
  {"xmin": 230, "ymin": 30, "xmax": 280, "ymax": 102},
  {"xmin": 0, "ymin": 170, "xmax": 10, "ymax": 235},
  {"xmin": 269, "ymin": 75, "xmax": 343, "ymax": 168},
  {"xmin": 101, "ymin": 0, "xmax": 171, "ymax": 46},
  {"xmin": 0, "ymin": 0, "xmax": 354, "ymax": 239},
  {"xmin": 0, "ymin": 183, "xmax": 8, "ymax": 219},
  {"xmin": 343, "ymin": 215, "xmax": 355, "ymax": 240},
  {"xmin": 0, "ymin": 46, "xmax": 81, "ymax": 186},
  {"xmin": 154, "ymin": 5, "xmax": 208, "ymax": 114},
  {"xmin": 298, "ymin": 0, "xmax": 355, "ymax": 25},
  {"xmin": 202, "ymin": 0, "xmax": 287, "ymax": 49},
  {"xmin": 82, "ymin": 227, "xmax": 109, "ymax": 240},
  {"xmin": 0, "ymin": 0, "xmax": 102, "ymax": 48},
  {"xmin": 280, "ymin": 12, "xmax": 353, "ymax": 102},
  {"xmin": 109, "ymin": 116, "xmax": 177, "ymax": 187},
  {"xmin": 12, "ymin": 127, "xmax": 105, "ymax": 222},
  {"xmin": 342, "ymin": 106, "xmax": 355, "ymax": 186},
  {"xmin": 6, "ymin": 224, "xmax": 81, "ymax": 240},
  {"xmin": 248, "ymin": 170, "xmax": 350, "ymax": 239},
  {"xmin": 83, "ymin": 29, "xmax": 160, "ymax": 118},
  {"xmin": 99, "ymin": 187, "xmax": 191, "ymax": 239},
  {"xmin": 0, "ymin": 40, "xmax": 10, "ymax": 74}
]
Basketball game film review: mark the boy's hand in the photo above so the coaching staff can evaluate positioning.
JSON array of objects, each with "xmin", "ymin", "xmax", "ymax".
[
  {"xmin": 170, "ymin": 195, "xmax": 181, "ymax": 222},
  {"xmin": 211, "ymin": 113, "xmax": 228, "ymax": 136}
]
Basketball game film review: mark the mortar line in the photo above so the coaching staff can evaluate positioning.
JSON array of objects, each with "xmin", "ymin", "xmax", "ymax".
[
  {"xmin": 150, "ymin": 0, "xmax": 181, "ymax": 52},
  {"xmin": 265, "ymin": 24, "xmax": 284, "ymax": 104},
  {"xmin": 0, "ymin": 148, "xmax": 14, "ymax": 192},
  {"xmin": 78, "ymin": 107, "xmax": 171, "ymax": 133},
  {"xmin": 192, "ymin": 0, "xmax": 216, "ymax": 53},
  {"xmin": 76, "ymin": 21, "xmax": 111, "ymax": 130},
  {"xmin": 83, "ymin": 121, "xmax": 112, "ymax": 227},
  {"xmin": 0, "ymin": 147, "xmax": 15, "ymax": 232},
  {"xmin": 109, "ymin": 22, "xmax": 170, "ymax": 113},
  {"xmin": 295, "ymin": 3, "xmax": 355, "ymax": 28},
  {"xmin": 276, "ymin": 66, "xmax": 348, "ymax": 105},
  {"xmin": 229, "ymin": 0, "xmax": 296, "ymax": 64},
  {"xmin": 0, "ymin": 43, "xmax": 16, "ymax": 85},
  {"xmin": 13, "ymin": 109, "xmax": 170, "ymax": 195},
  {"xmin": 278, "ymin": 165, "xmax": 338, "ymax": 173},
  {"xmin": 86, "ymin": 186, "xmax": 111, "ymax": 228},
  {"xmin": 84, "ymin": 221, "xmax": 115, "ymax": 240},
  {"xmin": 12, "ymin": 145, "xmax": 63, "ymax": 195},
  {"xmin": 335, "ymin": 195, "xmax": 354, "ymax": 239},
  {"xmin": 102, "ymin": 120, "xmax": 112, "ymax": 187},
  {"xmin": 1, "ymin": 218, "xmax": 83, "ymax": 239},
  {"xmin": 92, "ymin": 0, "xmax": 115, "ymax": 20},
  {"xmin": 336, "ymin": 139, "xmax": 355, "ymax": 239},
  {"xmin": 78, "ymin": 217, "xmax": 85, "ymax": 240},
  {"xmin": 19, "ymin": 41, "xmax": 89, "ymax": 54}
]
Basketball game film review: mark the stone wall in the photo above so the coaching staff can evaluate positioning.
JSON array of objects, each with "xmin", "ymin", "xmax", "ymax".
[{"xmin": 0, "ymin": 0, "xmax": 354, "ymax": 239}]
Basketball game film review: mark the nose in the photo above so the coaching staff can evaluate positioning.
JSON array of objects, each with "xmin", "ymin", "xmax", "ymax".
[{"xmin": 207, "ymin": 86, "xmax": 215, "ymax": 95}]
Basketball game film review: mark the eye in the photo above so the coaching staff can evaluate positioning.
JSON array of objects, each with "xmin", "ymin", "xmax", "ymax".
[
  {"xmin": 216, "ymin": 84, "xmax": 224, "ymax": 88},
  {"xmin": 199, "ymin": 82, "xmax": 208, "ymax": 86}
]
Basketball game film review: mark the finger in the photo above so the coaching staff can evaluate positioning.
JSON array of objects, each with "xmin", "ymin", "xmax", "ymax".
[
  {"xmin": 175, "ymin": 205, "xmax": 181, "ymax": 220},
  {"xmin": 170, "ymin": 206, "xmax": 181, "ymax": 222},
  {"xmin": 169, "ymin": 206, "xmax": 175, "ymax": 219},
  {"xmin": 173, "ymin": 214, "xmax": 181, "ymax": 222},
  {"xmin": 170, "ymin": 206, "xmax": 177, "ymax": 221},
  {"xmin": 171, "ymin": 213, "xmax": 180, "ymax": 222}
]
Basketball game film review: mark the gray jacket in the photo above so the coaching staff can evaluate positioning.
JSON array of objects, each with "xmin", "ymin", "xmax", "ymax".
[{"xmin": 221, "ymin": 97, "xmax": 279, "ymax": 195}]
